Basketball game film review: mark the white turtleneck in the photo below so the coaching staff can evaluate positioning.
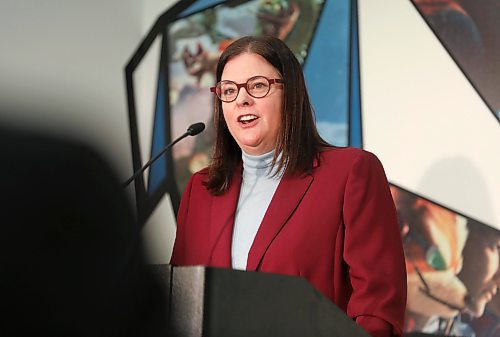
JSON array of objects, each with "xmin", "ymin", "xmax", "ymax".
[{"xmin": 231, "ymin": 150, "xmax": 283, "ymax": 270}]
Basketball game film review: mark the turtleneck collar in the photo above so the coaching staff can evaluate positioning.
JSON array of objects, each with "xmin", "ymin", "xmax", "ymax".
[{"xmin": 242, "ymin": 150, "xmax": 281, "ymax": 179}]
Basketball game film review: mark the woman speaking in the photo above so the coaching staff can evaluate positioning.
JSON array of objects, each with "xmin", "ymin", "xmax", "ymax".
[{"xmin": 171, "ymin": 35, "xmax": 406, "ymax": 337}]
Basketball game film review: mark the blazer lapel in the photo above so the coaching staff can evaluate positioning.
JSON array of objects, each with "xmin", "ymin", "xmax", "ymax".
[
  {"xmin": 208, "ymin": 165, "xmax": 242, "ymax": 268},
  {"xmin": 246, "ymin": 173, "xmax": 314, "ymax": 271}
]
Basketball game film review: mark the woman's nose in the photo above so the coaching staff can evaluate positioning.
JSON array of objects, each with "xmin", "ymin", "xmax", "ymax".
[{"xmin": 235, "ymin": 86, "xmax": 253, "ymax": 106}]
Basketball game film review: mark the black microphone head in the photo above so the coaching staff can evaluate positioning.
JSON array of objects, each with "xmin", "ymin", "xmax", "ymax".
[{"xmin": 186, "ymin": 122, "xmax": 205, "ymax": 136}]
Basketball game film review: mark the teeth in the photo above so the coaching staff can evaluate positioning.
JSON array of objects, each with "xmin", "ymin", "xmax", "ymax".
[{"xmin": 239, "ymin": 115, "xmax": 258, "ymax": 122}]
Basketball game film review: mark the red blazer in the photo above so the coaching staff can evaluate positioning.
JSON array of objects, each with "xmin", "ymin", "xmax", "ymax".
[{"xmin": 171, "ymin": 147, "xmax": 407, "ymax": 337}]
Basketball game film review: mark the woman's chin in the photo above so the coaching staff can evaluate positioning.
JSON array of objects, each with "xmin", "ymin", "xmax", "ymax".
[{"xmin": 240, "ymin": 142, "xmax": 272, "ymax": 156}]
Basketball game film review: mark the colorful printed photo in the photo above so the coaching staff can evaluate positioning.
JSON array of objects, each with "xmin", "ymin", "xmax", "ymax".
[{"xmin": 391, "ymin": 185, "xmax": 500, "ymax": 337}]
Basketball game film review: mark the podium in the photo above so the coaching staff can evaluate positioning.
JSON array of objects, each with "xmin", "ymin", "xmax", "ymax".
[{"xmin": 152, "ymin": 265, "xmax": 369, "ymax": 337}]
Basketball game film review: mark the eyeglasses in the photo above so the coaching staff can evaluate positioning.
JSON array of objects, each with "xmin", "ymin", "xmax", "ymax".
[{"xmin": 210, "ymin": 76, "xmax": 284, "ymax": 103}]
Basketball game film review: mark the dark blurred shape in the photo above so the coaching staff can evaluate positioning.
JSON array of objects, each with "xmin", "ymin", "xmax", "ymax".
[{"xmin": 0, "ymin": 123, "xmax": 168, "ymax": 336}]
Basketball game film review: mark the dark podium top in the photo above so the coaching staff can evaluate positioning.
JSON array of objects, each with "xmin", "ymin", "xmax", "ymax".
[{"xmin": 152, "ymin": 265, "xmax": 369, "ymax": 337}]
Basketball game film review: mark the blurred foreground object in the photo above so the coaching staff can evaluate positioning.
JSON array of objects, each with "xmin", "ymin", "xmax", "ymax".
[{"xmin": 0, "ymin": 122, "xmax": 168, "ymax": 337}]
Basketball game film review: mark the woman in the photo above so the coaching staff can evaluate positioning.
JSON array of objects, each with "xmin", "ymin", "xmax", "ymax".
[{"xmin": 171, "ymin": 35, "xmax": 406, "ymax": 337}]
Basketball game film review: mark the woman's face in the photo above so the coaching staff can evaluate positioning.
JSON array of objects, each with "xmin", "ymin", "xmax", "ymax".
[{"xmin": 220, "ymin": 52, "xmax": 283, "ymax": 155}]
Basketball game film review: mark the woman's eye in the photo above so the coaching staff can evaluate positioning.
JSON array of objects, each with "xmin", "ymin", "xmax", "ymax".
[
  {"xmin": 223, "ymin": 88, "xmax": 235, "ymax": 95},
  {"xmin": 251, "ymin": 82, "xmax": 266, "ymax": 89}
]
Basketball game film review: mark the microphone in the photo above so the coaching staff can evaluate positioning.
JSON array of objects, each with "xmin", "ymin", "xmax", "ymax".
[
  {"xmin": 122, "ymin": 122, "xmax": 205, "ymax": 188},
  {"xmin": 186, "ymin": 122, "xmax": 205, "ymax": 136}
]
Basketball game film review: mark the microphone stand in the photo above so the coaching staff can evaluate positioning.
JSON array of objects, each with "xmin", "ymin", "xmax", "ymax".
[{"xmin": 122, "ymin": 122, "xmax": 205, "ymax": 188}]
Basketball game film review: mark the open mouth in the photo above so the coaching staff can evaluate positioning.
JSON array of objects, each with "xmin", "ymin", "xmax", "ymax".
[{"xmin": 238, "ymin": 114, "xmax": 258, "ymax": 124}]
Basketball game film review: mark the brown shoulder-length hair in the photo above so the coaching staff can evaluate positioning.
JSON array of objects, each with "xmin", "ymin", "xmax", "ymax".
[{"xmin": 205, "ymin": 35, "xmax": 328, "ymax": 195}]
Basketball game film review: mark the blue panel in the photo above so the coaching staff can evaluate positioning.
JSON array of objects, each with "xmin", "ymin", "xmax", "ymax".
[
  {"xmin": 304, "ymin": 0, "xmax": 350, "ymax": 147},
  {"xmin": 148, "ymin": 72, "xmax": 168, "ymax": 193},
  {"xmin": 179, "ymin": 0, "xmax": 225, "ymax": 17},
  {"xmin": 349, "ymin": 0, "xmax": 362, "ymax": 148}
]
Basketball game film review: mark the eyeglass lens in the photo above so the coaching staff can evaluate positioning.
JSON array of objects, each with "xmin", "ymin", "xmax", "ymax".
[{"xmin": 217, "ymin": 76, "xmax": 271, "ymax": 102}]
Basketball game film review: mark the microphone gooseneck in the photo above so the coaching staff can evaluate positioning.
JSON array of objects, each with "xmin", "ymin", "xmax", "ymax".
[{"xmin": 122, "ymin": 122, "xmax": 206, "ymax": 188}]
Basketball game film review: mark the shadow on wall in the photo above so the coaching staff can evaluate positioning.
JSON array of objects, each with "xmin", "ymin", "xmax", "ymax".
[{"xmin": 418, "ymin": 156, "xmax": 495, "ymax": 227}]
